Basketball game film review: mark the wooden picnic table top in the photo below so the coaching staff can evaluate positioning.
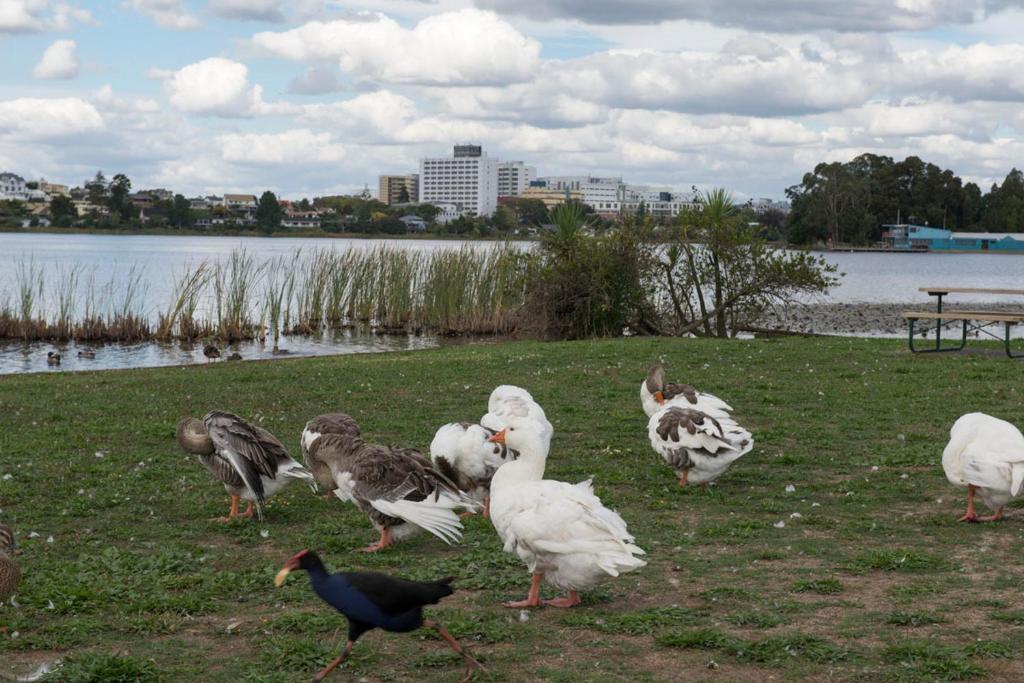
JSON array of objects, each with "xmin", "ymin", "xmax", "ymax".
[{"xmin": 918, "ymin": 287, "xmax": 1024, "ymax": 295}]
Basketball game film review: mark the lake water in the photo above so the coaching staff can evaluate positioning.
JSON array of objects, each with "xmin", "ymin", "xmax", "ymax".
[{"xmin": 2, "ymin": 233, "xmax": 1023, "ymax": 374}]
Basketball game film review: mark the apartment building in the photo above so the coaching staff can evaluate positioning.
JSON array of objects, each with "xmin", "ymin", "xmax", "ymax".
[
  {"xmin": 378, "ymin": 174, "xmax": 419, "ymax": 205},
  {"xmin": 419, "ymin": 145, "xmax": 499, "ymax": 217},
  {"xmin": 497, "ymin": 161, "xmax": 535, "ymax": 198}
]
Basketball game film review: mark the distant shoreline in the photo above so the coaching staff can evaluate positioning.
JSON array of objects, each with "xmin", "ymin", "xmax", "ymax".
[{"xmin": 0, "ymin": 226, "xmax": 528, "ymax": 241}]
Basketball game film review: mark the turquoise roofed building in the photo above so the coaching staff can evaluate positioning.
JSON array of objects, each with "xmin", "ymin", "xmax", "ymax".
[{"xmin": 882, "ymin": 224, "xmax": 1024, "ymax": 252}]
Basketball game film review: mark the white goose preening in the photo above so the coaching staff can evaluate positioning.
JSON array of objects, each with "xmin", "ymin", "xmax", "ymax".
[
  {"xmin": 640, "ymin": 365, "xmax": 732, "ymax": 419},
  {"xmin": 302, "ymin": 413, "xmax": 362, "ymax": 496},
  {"xmin": 942, "ymin": 412, "xmax": 1024, "ymax": 522},
  {"xmin": 307, "ymin": 427, "xmax": 479, "ymax": 552},
  {"xmin": 430, "ymin": 422, "xmax": 514, "ymax": 517},
  {"xmin": 176, "ymin": 410, "xmax": 316, "ymax": 522},
  {"xmin": 648, "ymin": 406, "xmax": 753, "ymax": 487},
  {"xmin": 487, "ymin": 417, "xmax": 646, "ymax": 608},
  {"xmin": 480, "ymin": 385, "xmax": 553, "ymax": 449}
]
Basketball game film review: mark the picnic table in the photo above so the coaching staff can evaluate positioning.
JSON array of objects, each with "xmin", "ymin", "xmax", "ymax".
[{"xmin": 903, "ymin": 287, "xmax": 1024, "ymax": 358}]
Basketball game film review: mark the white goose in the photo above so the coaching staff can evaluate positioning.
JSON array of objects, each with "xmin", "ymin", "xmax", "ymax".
[
  {"xmin": 487, "ymin": 417, "xmax": 646, "ymax": 608},
  {"xmin": 942, "ymin": 412, "xmax": 1024, "ymax": 522},
  {"xmin": 429, "ymin": 422, "xmax": 513, "ymax": 517},
  {"xmin": 648, "ymin": 406, "xmax": 753, "ymax": 486},
  {"xmin": 640, "ymin": 365, "xmax": 732, "ymax": 419},
  {"xmin": 480, "ymin": 385, "xmax": 553, "ymax": 448}
]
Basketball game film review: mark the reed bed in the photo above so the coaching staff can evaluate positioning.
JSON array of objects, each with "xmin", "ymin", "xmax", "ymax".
[{"xmin": 0, "ymin": 244, "xmax": 533, "ymax": 344}]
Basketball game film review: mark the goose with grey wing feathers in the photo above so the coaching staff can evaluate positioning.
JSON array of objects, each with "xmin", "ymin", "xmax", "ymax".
[
  {"xmin": 310, "ymin": 432, "xmax": 479, "ymax": 552},
  {"xmin": 302, "ymin": 413, "xmax": 362, "ymax": 496},
  {"xmin": 641, "ymin": 365, "xmax": 733, "ymax": 419},
  {"xmin": 177, "ymin": 410, "xmax": 316, "ymax": 522},
  {"xmin": 648, "ymin": 406, "xmax": 753, "ymax": 487}
]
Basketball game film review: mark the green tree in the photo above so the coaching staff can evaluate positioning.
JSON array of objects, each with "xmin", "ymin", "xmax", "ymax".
[
  {"xmin": 168, "ymin": 194, "xmax": 193, "ymax": 229},
  {"xmin": 49, "ymin": 195, "xmax": 77, "ymax": 227},
  {"xmin": 256, "ymin": 191, "xmax": 283, "ymax": 232},
  {"xmin": 108, "ymin": 173, "xmax": 134, "ymax": 222},
  {"xmin": 86, "ymin": 170, "xmax": 108, "ymax": 205},
  {"xmin": 663, "ymin": 189, "xmax": 838, "ymax": 337}
]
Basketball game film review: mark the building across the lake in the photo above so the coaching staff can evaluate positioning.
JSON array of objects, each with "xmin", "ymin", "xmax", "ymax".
[{"xmin": 883, "ymin": 224, "xmax": 1024, "ymax": 252}]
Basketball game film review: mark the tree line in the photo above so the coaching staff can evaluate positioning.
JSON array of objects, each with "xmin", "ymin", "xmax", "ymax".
[{"xmin": 785, "ymin": 154, "xmax": 1024, "ymax": 246}]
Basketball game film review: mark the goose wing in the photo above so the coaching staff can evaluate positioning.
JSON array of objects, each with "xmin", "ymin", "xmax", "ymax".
[
  {"xmin": 648, "ymin": 406, "xmax": 751, "ymax": 470},
  {"xmin": 204, "ymin": 410, "xmax": 290, "ymax": 506},
  {"xmin": 335, "ymin": 444, "xmax": 475, "ymax": 544}
]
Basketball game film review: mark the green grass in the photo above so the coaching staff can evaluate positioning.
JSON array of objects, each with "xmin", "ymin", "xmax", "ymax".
[{"xmin": 2, "ymin": 336, "xmax": 1024, "ymax": 681}]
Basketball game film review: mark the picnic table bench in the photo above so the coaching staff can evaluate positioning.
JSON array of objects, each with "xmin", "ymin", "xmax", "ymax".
[{"xmin": 903, "ymin": 287, "xmax": 1024, "ymax": 358}]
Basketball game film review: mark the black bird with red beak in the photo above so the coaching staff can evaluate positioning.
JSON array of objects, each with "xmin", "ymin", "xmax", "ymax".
[{"xmin": 274, "ymin": 550, "xmax": 484, "ymax": 682}]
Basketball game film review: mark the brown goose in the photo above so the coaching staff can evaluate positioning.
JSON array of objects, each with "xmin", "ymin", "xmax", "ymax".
[
  {"xmin": 203, "ymin": 344, "xmax": 221, "ymax": 362},
  {"xmin": 0, "ymin": 523, "xmax": 20, "ymax": 605},
  {"xmin": 309, "ymin": 433, "xmax": 478, "ymax": 552},
  {"xmin": 177, "ymin": 411, "xmax": 316, "ymax": 522},
  {"xmin": 641, "ymin": 365, "xmax": 732, "ymax": 419},
  {"xmin": 301, "ymin": 413, "xmax": 362, "ymax": 495}
]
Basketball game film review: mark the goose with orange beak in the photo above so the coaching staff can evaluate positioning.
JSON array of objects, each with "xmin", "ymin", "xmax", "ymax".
[
  {"xmin": 486, "ymin": 419, "xmax": 645, "ymax": 608},
  {"xmin": 641, "ymin": 365, "xmax": 733, "ymax": 419},
  {"xmin": 274, "ymin": 550, "xmax": 483, "ymax": 681}
]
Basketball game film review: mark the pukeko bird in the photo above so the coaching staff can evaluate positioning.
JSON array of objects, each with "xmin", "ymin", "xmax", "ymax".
[{"xmin": 274, "ymin": 550, "xmax": 484, "ymax": 682}]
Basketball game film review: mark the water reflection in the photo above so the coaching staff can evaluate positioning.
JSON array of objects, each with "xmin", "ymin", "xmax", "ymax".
[{"xmin": 0, "ymin": 328, "xmax": 444, "ymax": 375}]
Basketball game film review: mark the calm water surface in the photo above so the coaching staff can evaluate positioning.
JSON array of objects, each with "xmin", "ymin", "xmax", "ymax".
[{"xmin": 2, "ymin": 233, "xmax": 1023, "ymax": 374}]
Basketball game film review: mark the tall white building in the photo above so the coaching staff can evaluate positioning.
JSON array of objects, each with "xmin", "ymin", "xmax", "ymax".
[
  {"xmin": 497, "ymin": 161, "xmax": 535, "ymax": 198},
  {"xmin": 0, "ymin": 172, "xmax": 33, "ymax": 201},
  {"xmin": 419, "ymin": 145, "xmax": 499, "ymax": 217}
]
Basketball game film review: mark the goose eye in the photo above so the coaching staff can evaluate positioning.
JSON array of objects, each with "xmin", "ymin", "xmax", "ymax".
[{"xmin": 493, "ymin": 446, "xmax": 500, "ymax": 454}]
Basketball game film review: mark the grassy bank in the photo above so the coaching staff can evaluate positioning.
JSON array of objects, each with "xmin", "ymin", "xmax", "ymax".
[{"xmin": 1, "ymin": 337, "xmax": 1022, "ymax": 682}]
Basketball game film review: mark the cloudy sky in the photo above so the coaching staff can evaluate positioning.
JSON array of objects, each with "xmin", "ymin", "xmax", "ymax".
[{"xmin": 4, "ymin": 1, "xmax": 1024, "ymax": 200}]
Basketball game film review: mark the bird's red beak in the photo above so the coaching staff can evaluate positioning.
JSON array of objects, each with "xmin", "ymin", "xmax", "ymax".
[
  {"xmin": 654, "ymin": 391, "xmax": 665, "ymax": 405},
  {"xmin": 274, "ymin": 549, "xmax": 308, "ymax": 587},
  {"xmin": 488, "ymin": 429, "xmax": 506, "ymax": 444}
]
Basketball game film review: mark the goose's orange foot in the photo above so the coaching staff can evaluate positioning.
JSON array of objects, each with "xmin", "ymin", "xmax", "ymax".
[{"xmin": 542, "ymin": 591, "xmax": 581, "ymax": 608}]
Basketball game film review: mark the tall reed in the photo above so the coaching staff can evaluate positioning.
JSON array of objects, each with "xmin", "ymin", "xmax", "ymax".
[{"xmin": 0, "ymin": 244, "xmax": 534, "ymax": 343}]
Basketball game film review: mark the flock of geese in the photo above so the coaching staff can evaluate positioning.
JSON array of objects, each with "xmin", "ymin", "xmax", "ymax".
[
  {"xmin": 172, "ymin": 366, "xmax": 759, "ymax": 610},
  {"xmin": 5, "ymin": 363, "xmax": 1022, "ymax": 679}
]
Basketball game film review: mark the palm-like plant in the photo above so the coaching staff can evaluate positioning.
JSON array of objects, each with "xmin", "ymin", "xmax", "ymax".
[{"xmin": 541, "ymin": 202, "xmax": 592, "ymax": 261}]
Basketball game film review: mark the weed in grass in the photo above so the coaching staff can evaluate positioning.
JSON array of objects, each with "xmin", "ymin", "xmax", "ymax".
[
  {"xmin": 886, "ymin": 611, "xmax": 945, "ymax": 627},
  {"xmin": 728, "ymin": 611, "xmax": 788, "ymax": 628},
  {"xmin": 657, "ymin": 627, "xmax": 738, "ymax": 650},
  {"xmin": 880, "ymin": 640, "xmax": 986, "ymax": 681},
  {"xmin": 962, "ymin": 640, "xmax": 1014, "ymax": 659},
  {"xmin": 738, "ymin": 632, "xmax": 850, "ymax": 665},
  {"xmin": 792, "ymin": 578, "xmax": 844, "ymax": 595},
  {"xmin": 43, "ymin": 653, "xmax": 161, "ymax": 682},
  {"xmin": 990, "ymin": 609, "xmax": 1024, "ymax": 625},
  {"xmin": 847, "ymin": 549, "xmax": 947, "ymax": 573},
  {"xmin": 562, "ymin": 606, "xmax": 706, "ymax": 635}
]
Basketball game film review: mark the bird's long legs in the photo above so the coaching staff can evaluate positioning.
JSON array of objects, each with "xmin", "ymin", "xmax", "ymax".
[
  {"xmin": 503, "ymin": 572, "xmax": 543, "ymax": 608},
  {"xmin": 958, "ymin": 485, "xmax": 1005, "ymax": 522},
  {"xmin": 423, "ymin": 619, "xmax": 485, "ymax": 682},
  {"xmin": 358, "ymin": 526, "xmax": 392, "ymax": 553},
  {"xmin": 679, "ymin": 470, "xmax": 690, "ymax": 487},
  {"xmin": 312, "ymin": 640, "xmax": 353, "ymax": 682},
  {"xmin": 214, "ymin": 496, "xmax": 254, "ymax": 523}
]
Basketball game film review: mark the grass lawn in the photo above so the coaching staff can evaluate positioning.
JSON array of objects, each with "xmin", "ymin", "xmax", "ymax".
[{"xmin": 1, "ymin": 336, "xmax": 1023, "ymax": 682}]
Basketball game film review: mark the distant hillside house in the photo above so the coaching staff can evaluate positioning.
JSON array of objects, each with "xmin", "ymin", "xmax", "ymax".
[
  {"xmin": 39, "ymin": 180, "xmax": 69, "ymax": 197},
  {"xmin": 1, "ymin": 172, "xmax": 41, "ymax": 201},
  {"xmin": 400, "ymin": 214, "xmax": 428, "ymax": 232},
  {"xmin": 224, "ymin": 194, "xmax": 257, "ymax": 210}
]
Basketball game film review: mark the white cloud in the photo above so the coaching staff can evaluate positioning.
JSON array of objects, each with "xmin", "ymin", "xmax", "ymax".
[
  {"xmin": 0, "ymin": 97, "xmax": 103, "ymax": 138},
  {"xmin": 0, "ymin": 0, "xmax": 92, "ymax": 33},
  {"xmin": 163, "ymin": 57, "xmax": 265, "ymax": 117},
  {"xmin": 298, "ymin": 91, "xmax": 418, "ymax": 136},
  {"xmin": 33, "ymin": 39, "xmax": 80, "ymax": 79},
  {"xmin": 474, "ymin": 0, "xmax": 1019, "ymax": 33},
  {"xmin": 251, "ymin": 9, "xmax": 542, "ymax": 86},
  {"xmin": 218, "ymin": 129, "xmax": 348, "ymax": 164},
  {"xmin": 127, "ymin": 0, "xmax": 199, "ymax": 30},
  {"xmin": 208, "ymin": 0, "xmax": 285, "ymax": 22}
]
